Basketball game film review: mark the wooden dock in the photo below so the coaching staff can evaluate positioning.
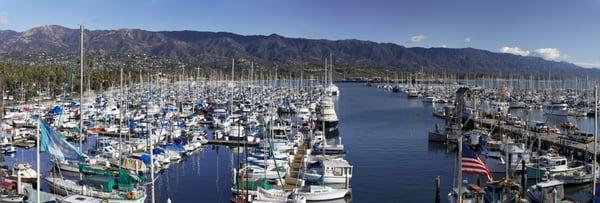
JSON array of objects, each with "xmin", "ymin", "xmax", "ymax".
[
  {"xmin": 206, "ymin": 139, "xmax": 259, "ymax": 147},
  {"xmin": 474, "ymin": 117, "xmax": 595, "ymax": 158}
]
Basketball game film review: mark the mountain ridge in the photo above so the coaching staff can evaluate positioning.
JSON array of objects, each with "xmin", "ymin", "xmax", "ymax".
[{"xmin": 0, "ymin": 25, "xmax": 596, "ymax": 78}]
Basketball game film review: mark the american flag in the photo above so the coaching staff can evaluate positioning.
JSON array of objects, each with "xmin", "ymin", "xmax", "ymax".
[{"xmin": 461, "ymin": 143, "xmax": 492, "ymax": 181}]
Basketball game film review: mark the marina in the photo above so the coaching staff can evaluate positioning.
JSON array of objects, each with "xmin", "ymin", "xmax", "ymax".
[
  {"xmin": 372, "ymin": 76, "xmax": 600, "ymax": 202},
  {"xmin": 4, "ymin": 71, "xmax": 600, "ymax": 202},
  {"xmin": 0, "ymin": 38, "xmax": 359, "ymax": 202},
  {"xmin": 0, "ymin": 1, "xmax": 598, "ymax": 202}
]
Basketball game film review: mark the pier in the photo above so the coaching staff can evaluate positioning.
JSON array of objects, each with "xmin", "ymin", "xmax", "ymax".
[{"xmin": 473, "ymin": 117, "xmax": 595, "ymax": 159}]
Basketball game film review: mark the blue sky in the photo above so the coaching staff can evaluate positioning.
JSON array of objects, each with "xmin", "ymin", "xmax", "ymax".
[{"xmin": 0, "ymin": 0, "xmax": 599, "ymax": 67}]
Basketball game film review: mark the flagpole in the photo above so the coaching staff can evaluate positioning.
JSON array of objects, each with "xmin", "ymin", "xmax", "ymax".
[
  {"xmin": 457, "ymin": 131, "xmax": 462, "ymax": 203},
  {"xmin": 36, "ymin": 119, "xmax": 40, "ymax": 203},
  {"xmin": 593, "ymin": 85, "xmax": 597, "ymax": 202}
]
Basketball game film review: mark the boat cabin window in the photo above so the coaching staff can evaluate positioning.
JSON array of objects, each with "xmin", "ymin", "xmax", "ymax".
[{"xmin": 334, "ymin": 168, "xmax": 343, "ymax": 176}]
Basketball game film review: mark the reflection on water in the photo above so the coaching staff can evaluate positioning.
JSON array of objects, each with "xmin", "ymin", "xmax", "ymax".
[
  {"xmin": 4, "ymin": 83, "xmax": 598, "ymax": 202},
  {"xmin": 426, "ymin": 102, "xmax": 597, "ymax": 202}
]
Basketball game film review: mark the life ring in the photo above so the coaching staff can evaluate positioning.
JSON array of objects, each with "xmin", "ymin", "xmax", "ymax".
[{"xmin": 127, "ymin": 192, "xmax": 134, "ymax": 199}]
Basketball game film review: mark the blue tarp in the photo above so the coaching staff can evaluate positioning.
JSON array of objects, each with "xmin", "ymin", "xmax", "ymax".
[
  {"xmin": 139, "ymin": 154, "xmax": 152, "ymax": 164},
  {"xmin": 152, "ymin": 148, "xmax": 165, "ymax": 155},
  {"xmin": 48, "ymin": 106, "xmax": 62, "ymax": 115}
]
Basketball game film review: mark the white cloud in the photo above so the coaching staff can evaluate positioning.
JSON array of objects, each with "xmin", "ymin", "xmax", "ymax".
[
  {"xmin": 499, "ymin": 46, "xmax": 530, "ymax": 56},
  {"xmin": 499, "ymin": 46, "xmax": 563, "ymax": 61},
  {"xmin": 409, "ymin": 35, "xmax": 427, "ymax": 43},
  {"xmin": 574, "ymin": 62, "xmax": 600, "ymax": 68},
  {"xmin": 533, "ymin": 48, "xmax": 560, "ymax": 60},
  {"xmin": 440, "ymin": 44, "xmax": 447, "ymax": 48},
  {"xmin": 464, "ymin": 37, "xmax": 471, "ymax": 43}
]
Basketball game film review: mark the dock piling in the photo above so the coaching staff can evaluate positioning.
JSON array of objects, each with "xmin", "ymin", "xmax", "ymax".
[{"xmin": 435, "ymin": 176, "xmax": 440, "ymax": 203}]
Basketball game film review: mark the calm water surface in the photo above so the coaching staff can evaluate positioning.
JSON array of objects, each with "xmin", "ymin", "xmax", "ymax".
[{"xmin": 8, "ymin": 83, "xmax": 597, "ymax": 202}]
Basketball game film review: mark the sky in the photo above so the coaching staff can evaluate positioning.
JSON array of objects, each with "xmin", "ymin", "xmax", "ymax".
[{"xmin": 0, "ymin": 0, "xmax": 599, "ymax": 67}]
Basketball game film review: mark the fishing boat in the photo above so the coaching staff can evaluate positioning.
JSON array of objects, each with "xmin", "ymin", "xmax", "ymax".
[
  {"xmin": 482, "ymin": 142, "xmax": 530, "ymax": 173},
  {"xmin": 526, "ymin": 153, "xmax": 584, "ymax": 180},
  {"xmin": 315, "ymin": 96, "xmax": 339, "ymax": 138},
  {"xmin": 544, "ymin": 102, "xmax": 569, "ymax": 116},
  {"xmin": 302, "ymin": 158, "xmax": 353, "ymax": 184},
  {"xmin": 447, "ymin": 184, "xmax": 485, "ymax": 203},
  {"xmin": 552, "ymin": 163, "xmax": 597, "ymax": 185},
  {"xmin": 484, "ymin": 178, "xmax": 521, "ymax": 203},
  {"xmin": 526, "ymin": 180, "xmax": 565, "ymax": 203}
]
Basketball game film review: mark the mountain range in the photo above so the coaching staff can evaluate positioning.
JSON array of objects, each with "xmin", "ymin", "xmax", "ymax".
[{"xmin": 0, "ymin": 25, "xmax": 596, "ymax": 78}]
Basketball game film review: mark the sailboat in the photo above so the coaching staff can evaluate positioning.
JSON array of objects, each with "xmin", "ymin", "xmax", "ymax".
[
  {"xmin": 294, "ymin": 185, "xmax": 347, "ymax": 201},
  {"xmin": 321, "ymin": 55, "xmax": 339, "ymax": 97},
  {"xmin": 253, "ymin": 187, "xmax": 306, "ymax": 203},
  {"xmin": 40, "ymin": 120, "xmax": 147, "ymax": 203}
]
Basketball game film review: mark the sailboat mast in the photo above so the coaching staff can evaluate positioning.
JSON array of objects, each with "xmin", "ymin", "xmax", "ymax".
[
  {"xmin": 251, "ymin": 62, "xmax": 254, "ymax": 104},
  {"xmin": 119, "ymin": 67, "xmax": 123, "ymax": 170},
  {"xmin": 78, "ymin": 25, "xmax": 83, "ymax": 184},
  {"xmin": 330, "ymin": 53, "xmax": 333, "ymax": 85},
  {"xmin": 79, "ymin": 25, "xmax": 84, "ymax": 181},
  {"xmin": 230, "ymin": 59, "xmax": 235, "ymax": 114},
  {"xmin": 36, "ymin": 120, "xmax": 40, "ymax": 203},
  {"xmin": 149, "ymin": 119, "xmax": 155, "ymax": 203},
  {"xmin": 324, "ymin": 58, "xmax": 327, "ymax": 86}
]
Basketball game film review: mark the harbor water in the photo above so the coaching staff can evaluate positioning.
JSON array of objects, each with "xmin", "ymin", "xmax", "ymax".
[{"xmin": 5, "ymin": 83, "xmax": 598, "ymax": 202}]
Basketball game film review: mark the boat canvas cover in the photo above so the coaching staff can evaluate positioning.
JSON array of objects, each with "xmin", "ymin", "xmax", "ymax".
[
  {"xmin": 123, "ymin": 158, "xmax": 148, "ymax": 171},
  {"xmin": 39, "ymin": 120, "xmax": 88, "ymax": 161},
  {"xmin": 86, "ymin": 175, "xmax": 116, "ymax": 193},
  {"xmin": 48, "ymin": 106, "xmax": 62, "ymax": 115},
  {"xmin": 234, "ymin": 178, "xmax": 273, "ymax": 191}
]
